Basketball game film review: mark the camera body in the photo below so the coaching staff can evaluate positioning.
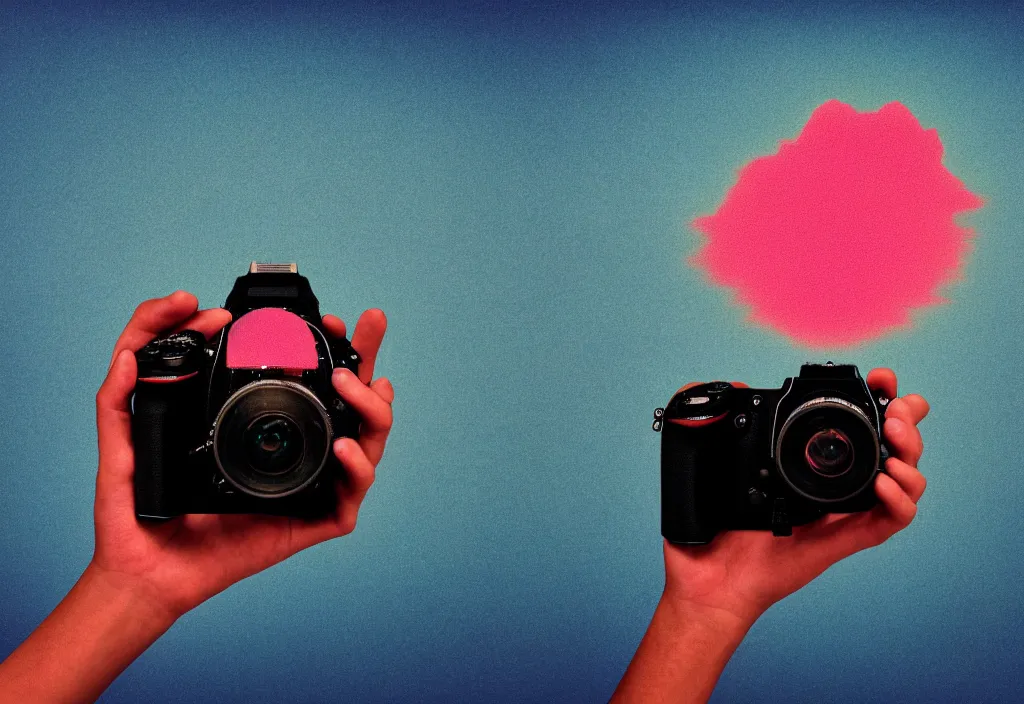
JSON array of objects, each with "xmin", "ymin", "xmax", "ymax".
[
  {"xmin": 653, "ymin": 362, "xmax": 893, "ymax": 545},
  {"xmin": 131, "ymin": 263, "xmax": 362, "ymax": 520}
]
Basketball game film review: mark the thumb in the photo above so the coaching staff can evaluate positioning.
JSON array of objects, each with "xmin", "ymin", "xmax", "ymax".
[{"xmin": 95, "ymin": 349, "xmax": 137, "ymax": 507}]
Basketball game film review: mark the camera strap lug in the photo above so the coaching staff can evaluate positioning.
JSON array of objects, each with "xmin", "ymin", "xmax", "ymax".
[
  {"xmin": 771, "ymin": 497, "xmax": 792, "ymax": 537},
  {"xmin": 652, "ymin": 408, "xmax": 664, "ymax": 432}
]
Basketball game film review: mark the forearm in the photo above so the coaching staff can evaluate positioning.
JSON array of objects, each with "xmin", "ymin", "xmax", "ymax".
[
  {"xmin": 0, "ymin": 562, "xmax": 178, "ymax": 704},
  {"xmin": 610, "ymin": 593, "xmax": 756, "ymax": 704}
]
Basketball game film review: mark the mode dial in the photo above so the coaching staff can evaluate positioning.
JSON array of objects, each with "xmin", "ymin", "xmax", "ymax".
[
  {"xmin": 664, "ymin": 381, "xmax": 735, "ymax": 424},
  {"xmin": 136, "ymin": 330, "xmax": 207, "ymax": 378}
]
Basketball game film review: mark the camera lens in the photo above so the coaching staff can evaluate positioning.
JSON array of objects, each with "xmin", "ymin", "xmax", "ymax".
[
  {"xmin": 804, "ymin": 428, "xmax": 854, "ymax": 477},
  {"xmin": 213, "ymin": 380, "xmax": 332, "ymax": 498},
  {"xmin": 776, "ymin": 397, "xmax": 879, "ymax": 504},
  {"xmin": 243, "ymin": 415, "xmax": 303, "ymax": 476}
]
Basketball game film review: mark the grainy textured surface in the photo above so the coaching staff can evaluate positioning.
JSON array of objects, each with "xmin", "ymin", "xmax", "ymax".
[{"xmin": 0, "ymin": 2, "xmax": 1018, "ymax": 702}]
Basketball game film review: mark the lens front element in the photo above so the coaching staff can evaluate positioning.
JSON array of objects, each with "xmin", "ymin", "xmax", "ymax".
[
  {"xmin": 804, "ymin": 428, "xmax": 855, "ymax": 477},
  {"xmin": 776, "ymin": 397, "xmax": 878, "ymax": 503},
  {"xmin": 243, "ymin": 415, "xmax": 303, "ymax": 476},
  {"xmin": 214, "ymin": 380, "xmax": 332, "ymax": 498}
]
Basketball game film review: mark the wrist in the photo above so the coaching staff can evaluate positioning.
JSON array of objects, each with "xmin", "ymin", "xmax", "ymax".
[
  {"xmin": 82, "ymin": 560, "xmax": 184, "ymax": 630},
  {"xmin": 659, "ymin": 586, "xmax": 762, "ymax": 637},
  {"xmin": 0, "ymin": 562, "xmax": 181, "ymax": 703},
  {"xmin": 611, "ymin": 587, "xmax": 759, "ymax": 703}
]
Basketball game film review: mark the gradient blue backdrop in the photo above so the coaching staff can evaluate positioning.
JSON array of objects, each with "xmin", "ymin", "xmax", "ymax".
[{"xmin": 1, "ymin": 1, "xmax": 1020, "ymax": 702}]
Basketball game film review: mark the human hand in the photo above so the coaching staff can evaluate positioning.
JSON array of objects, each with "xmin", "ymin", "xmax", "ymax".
[
  {"xmin": 661, "ymin": 368, "xmax": 928, "ymax": 627},
  {"xmin": 90, "ymin": 291, "xmax": 393, "ymax": 620}
]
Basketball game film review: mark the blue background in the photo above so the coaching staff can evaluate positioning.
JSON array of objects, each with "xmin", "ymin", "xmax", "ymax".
[{"xmin": 1, "ymin": 1, "xmax": 1021, "ymax": 702}]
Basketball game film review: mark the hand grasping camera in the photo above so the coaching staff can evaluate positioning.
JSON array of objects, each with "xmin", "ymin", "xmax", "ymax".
[{"xmin": 94, "ymin": 291, "xmax": 393, "ymax": 619}]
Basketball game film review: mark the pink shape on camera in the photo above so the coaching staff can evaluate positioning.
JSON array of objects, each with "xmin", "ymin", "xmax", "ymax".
[
  {"xmin": 689, "ymin": 99, "xmax": 983, "ymax": 349},
  {"xmin": 226, "ymin": 308, "xmax": 319, "ymax": 370}
]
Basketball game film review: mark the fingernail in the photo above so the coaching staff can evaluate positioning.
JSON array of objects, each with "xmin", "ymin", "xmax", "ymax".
[
  {"xmin": 886, "ymin": 418, "xmax": 904, "ymax": 434},
  {"xmin": 333, "ymin": 367, "xmax": 352, "ymax": 382}
]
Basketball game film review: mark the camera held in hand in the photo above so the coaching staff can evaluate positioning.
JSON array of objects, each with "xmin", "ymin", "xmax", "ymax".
[
  {"xmin": 653, "ymin": 362, "xmax": 893, "ymax": 545},
  {"xmin": 131, "ymin": 263, "xmax": 362, "ymax": 520}
]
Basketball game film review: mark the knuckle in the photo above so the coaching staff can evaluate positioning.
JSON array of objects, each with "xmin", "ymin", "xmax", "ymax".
[
  {"xmin": 137, "ymin": 297, "xmax": 162, "ymax": 315},
  {"xmin": 338, "ymin": 513, "xmax": 358, "ymax": 535},
  {"xmin": 882, "ymin": 517, "xmax": 902, "ymax": 542},
  {"xmin": 370, "ymin": 404, "xmax": 393, "ymax": 431},
  {"xmin": 362, "ymin": 466, "xmax": 377, "ymax": 489},
  {"xmin": 887, "ymin": 397, "xmax": 909, "ymax": 417},
  {"xmin": 173, "ymin": 290, "xmax": 197, "ymax": 306},
  {"xmin": 870, "ymin": 526, "xmax": 890, "ymax": 548}
]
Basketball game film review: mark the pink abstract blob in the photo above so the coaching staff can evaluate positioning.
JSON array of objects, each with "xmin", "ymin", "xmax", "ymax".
[
  {"xmin": 689, "ymin": 99, "xmax": 983, "ymax": 349},
  {"xmin": 226, "ymin": 308, "xmax": 319, "ymax": 370}
]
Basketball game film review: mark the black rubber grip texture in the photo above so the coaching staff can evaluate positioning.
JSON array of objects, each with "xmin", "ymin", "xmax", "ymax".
[
  {"xmin": 131, "ymin": 375, "xmax": 202, "ymax": 519},
  {"xmin": 661, "ymin": 422, "xmax": 718, "ymax": 545}
]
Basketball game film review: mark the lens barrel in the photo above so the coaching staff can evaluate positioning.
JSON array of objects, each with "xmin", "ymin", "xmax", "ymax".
[
  {"xmin": 776, "ymin": 397, "xmax": 878, "ymax": 503},
  {"xmin": 213, "ymin": 380, "xmax": 333, "ymax": 498}
]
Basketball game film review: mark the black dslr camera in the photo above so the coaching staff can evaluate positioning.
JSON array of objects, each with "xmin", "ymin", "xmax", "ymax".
[
  {"xmin": 652, "ymin": 362, "xmax": 893, "ymax": 545},
  {"xmin": 131, "ymin": 263, "xmax": 362, "ymax": 520}
]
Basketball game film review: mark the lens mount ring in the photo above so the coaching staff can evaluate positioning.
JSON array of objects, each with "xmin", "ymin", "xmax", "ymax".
[
  {"xmin": 213, "ymin": 379, "xmax": 333, "ymax": 498},
  {"xmin": 775, "ymin": 396, "xmax": 879, "ymax": 504}
]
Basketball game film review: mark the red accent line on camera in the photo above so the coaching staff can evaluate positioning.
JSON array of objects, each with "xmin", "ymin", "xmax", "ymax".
[
  {"xmin": 667, "ymin": 412, "xmax": 729, "ymax": 428},
  {"xmin": 138, "ymin": 371, "xmax": 199, "ymax": 384}
]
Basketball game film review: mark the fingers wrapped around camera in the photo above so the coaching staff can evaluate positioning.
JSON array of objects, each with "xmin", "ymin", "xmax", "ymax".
[
  {"xmin": 659, "ymin": 365, "xmax": 919, "ymax": 545},
  {"xmin": 332, "ymin": 367, "xmax": 394, "ymax": 466},
  {"xmin": 125, "ymin": 269, "xmax": 393, "ymax": 531},
  {"xmin": 613, "ymin": 368, "xmax": 931, "ymax": 704},
  {"xmin": 874, "ymin": 392, "xmax": 929, "ymax": 528}
]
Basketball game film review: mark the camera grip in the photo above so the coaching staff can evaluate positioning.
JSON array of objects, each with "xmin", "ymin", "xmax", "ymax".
[
  {"xmin": 131, "ymin": 375, "xmax": 202, "ymax": 519},
  {"xmin": 661, "ymin": 423, "xmax": 719, "ymax": 545}
]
